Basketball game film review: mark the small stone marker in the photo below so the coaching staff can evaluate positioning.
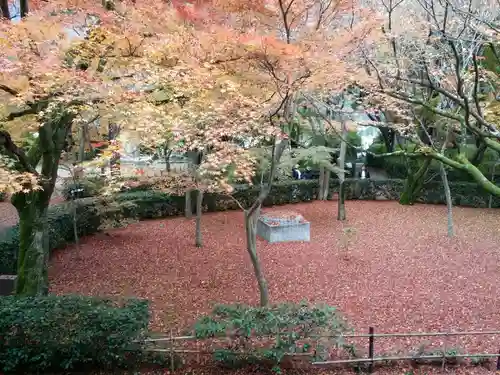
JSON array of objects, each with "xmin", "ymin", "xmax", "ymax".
[
  {"xmin": 257, "ymin": 211, "xmax": 310, "ymax": 243},
  {"xmin": 0, "ymin": 275, "xmax": 17, "ymax": 296}
]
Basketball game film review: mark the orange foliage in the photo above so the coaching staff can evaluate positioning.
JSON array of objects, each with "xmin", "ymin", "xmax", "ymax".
[{"xmin": 0, "ymin": 0, "xmax": 378, "ymax": 194}]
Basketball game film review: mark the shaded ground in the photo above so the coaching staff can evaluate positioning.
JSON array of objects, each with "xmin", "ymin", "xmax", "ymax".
[
  {"xmin": 49, "ymin": 201, "xmax": 500, "ymax": 367},
  {"xmin": 0, "ymin": 196, "xmax": 64, "ymax": 230}
]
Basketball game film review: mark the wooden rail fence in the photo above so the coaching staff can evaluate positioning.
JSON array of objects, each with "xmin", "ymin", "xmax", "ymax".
[{"xmin": 140, "ymin": 328, "xmax": 500, "ymax": 373}]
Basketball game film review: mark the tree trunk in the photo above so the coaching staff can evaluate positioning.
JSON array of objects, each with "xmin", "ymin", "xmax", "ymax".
[
  {"xmin": 20, "ymin": 0, "xmax": 28, "ymax": 17},
  {"xmin": 338, "ymin": 180, "xmax": 346, "ymax": 219},
  {"xmin": 380, "ymin": 128, "xmax": 395, "ymax": 153},
  {"xmin": 471, "ymin": 142, "xmax": 487, "ymax": 166},
  {"xmin": 244, "ymin": 209, "xmax": 269, "ymax": 307},
  {"xmin": 14, "ymin": 191, "xmax": 50, "ymax": 296},
  {"xmin": 439, "ymin": 163, "xmax": 454, "ymax": 237},
  {"xmin": 337, "ymin": 121, "xmax": 347, "ymax": 221},
  {"xmin": 165, "ymin": 149, "xmax": 172, "ymax": 172},
  {"xmin": 322, "ymin": 170, "xmax": 330, "ymax": 200},
  {"xmin": 0, "ymin": 0, "xmax": 10, "ymax": 19},
  {"xmin": 488, "ymin": 161, "xmax": 498, "ymax": 208},
  {"xmin": 185, "ymin": 190, "xmax": 192, "ymax": 218},
  {"xmin": 78, "ymin": 125, "xmax": 87, "ymax": 163},
  {"xmin": 318, "ymin": 169, "xmax": 330, "ymax": 200},
  {"xmin": 195, "ymin": 190, "xmax": 203, "ymax": 248},
  {"xmin": 399, "ymin": 158, "xmax": 431, "ymax": 205},
  {"xmin": 72, "ymin": 200, "xmax": 80, "ymax": 250},
  {"xmin": 318, "ymin": 166, "xmax": 325, "ymax": 200},
  {"xmin": 239, "ymin": 139, "xmax": 287, "ymax": 307}
]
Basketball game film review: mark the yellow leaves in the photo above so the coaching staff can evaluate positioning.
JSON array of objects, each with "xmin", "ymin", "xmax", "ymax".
[
  {"xmin": 484, "ymin": 100, "xmax": 500, "ymax": 126},
  {"xmin": 0, "ymin": 166, "xmax": 41, "ymax": 196}
]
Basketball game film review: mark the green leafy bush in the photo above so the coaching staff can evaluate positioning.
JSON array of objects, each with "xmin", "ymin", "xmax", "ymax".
[
  {"xmin": 0, "ymin": 295, "xmax": 150, "ymax": 373},
  {"xmin": 191, "ymin": 302, "xmax": 351, "ymax": 372},
  {"xmin": 62, "ymin": 176, "xmax": 106, "ymax": 200}
]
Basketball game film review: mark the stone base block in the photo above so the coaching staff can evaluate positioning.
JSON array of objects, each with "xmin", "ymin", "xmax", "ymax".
[
  {"xmin": 0, "ymin": 275, "xmax": 17, "ymax": 296},
  {"xmin": 257, "ymin": 212, "xmax": 310, "ymax": 243}
]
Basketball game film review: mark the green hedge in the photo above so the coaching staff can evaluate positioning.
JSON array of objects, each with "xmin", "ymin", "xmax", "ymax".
[
  {"xmin": 0, "ymin": 198, "xmax": 102, "ymax": 274},
  {"xmin": 342, "ymin": 178, "xmax": 500, "ymax": 208},
  {"xmin": 1, "ymin": 179, "xmax": 498, "ymax": 275},
  {"xmin": 0, "ymin": 295, "xmax": 150, "ymax": 373}
]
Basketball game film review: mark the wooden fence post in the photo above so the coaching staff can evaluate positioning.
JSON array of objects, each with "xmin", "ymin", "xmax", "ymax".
[
  {"xmin": 496, "ymin": 348, "xmax": 500, "ymax": 371},
  {"xmin": 368, "ymin": 327, "xmax": 374, "ymax": 373},
  {"xmin": 170, "ymin": 329, "xmax": 175, "ymax": 373}
]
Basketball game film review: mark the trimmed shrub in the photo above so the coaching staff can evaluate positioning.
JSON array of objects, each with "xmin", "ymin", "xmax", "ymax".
[
  {"xmin": 0, "ymin": 295, "xmax": 150, "ymax": 373},
  {"xmin": 117, "ymin": 180, "xmax": 320, "ymax": 218},
  {"xmin": 191, "ymin": 302, "xmax": 351, "ymax": 372},
  {"xmin": 419, "ymin": 180, "xmax": 500, "ymax": 207}
]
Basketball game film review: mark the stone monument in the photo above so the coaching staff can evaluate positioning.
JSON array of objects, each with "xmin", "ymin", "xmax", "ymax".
[{"xmin": 257, "ymin": 211, "xmax": 310, "ymax": 243}]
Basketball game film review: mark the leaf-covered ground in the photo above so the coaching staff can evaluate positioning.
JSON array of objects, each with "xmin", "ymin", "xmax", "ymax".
[{"xmin": 49, "ymin": 201, "xmax": 500, "ymax": 373}]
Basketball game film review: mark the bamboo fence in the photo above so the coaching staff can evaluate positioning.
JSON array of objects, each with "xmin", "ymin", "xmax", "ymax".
[{"xmin": 140, "ymin": 328, "xmax": 500, "ymax": 373}]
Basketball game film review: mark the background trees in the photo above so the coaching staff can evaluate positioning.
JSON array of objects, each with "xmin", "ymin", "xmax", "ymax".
[{"xmin": 361, "ymin": 0, "xmax": 500, "ymax": 201}]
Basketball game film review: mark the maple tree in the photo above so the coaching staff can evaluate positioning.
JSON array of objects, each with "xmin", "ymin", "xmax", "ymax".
[
  {"xmin": 164, "ymin": 0, "xmax": 378, "ymax": 305},
  {"xmin": 0, "ymin": 0, "xmax": 376, "ymax": 303},
  {"xmin": 0, "ymin": 0, "xmax": 223, "ymax": 295}
]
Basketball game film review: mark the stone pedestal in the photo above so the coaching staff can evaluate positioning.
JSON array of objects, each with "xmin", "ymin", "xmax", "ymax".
[
  {"xmin": 0, "ymin": 275, "xmax": 17, "ymax": 296},
  {"xmin": 257, "ymin": 212, "xmax": 310, "ymax": 243}
]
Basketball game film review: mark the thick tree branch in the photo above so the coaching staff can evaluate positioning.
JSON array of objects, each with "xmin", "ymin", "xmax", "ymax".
[
  {"xmin": 0, "ymin": 84, "xmax": 19, "ymax": 96},
  {"xmin": 385, "ymin": 90, "xmax": 500, "ymax": 140},
  {"xmin": 372, "ymin": 149, "xmax": 500, "ymax": 196},
  {"xmin": 0, "ymin": 130, "xmax": 38, "ymax": 174},
  {"xmin": 386, "ymin": 74, "xmax": 498, "ymax": 133}
]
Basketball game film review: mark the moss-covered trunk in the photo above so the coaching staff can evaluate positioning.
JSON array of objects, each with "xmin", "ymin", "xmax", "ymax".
[
  {"xmin": 399, "ymin": 158, "xmax": 431, "ymax": 205},
  {"xmin": 14, "ymin": 191, "xmax": 51, "ymax": 296},
  {"xmin": 12, "ymin": 108, "xmax": 73, "ymax": 296}
]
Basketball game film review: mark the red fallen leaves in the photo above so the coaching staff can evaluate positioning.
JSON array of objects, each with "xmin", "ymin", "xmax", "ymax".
[
  {"xmin": 49, "ymin": 200, "xmax": 500, "ymax": 370},
  {"xmin": 261, "ymin": 211, "xmax": 309, "ymax": 226}
]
